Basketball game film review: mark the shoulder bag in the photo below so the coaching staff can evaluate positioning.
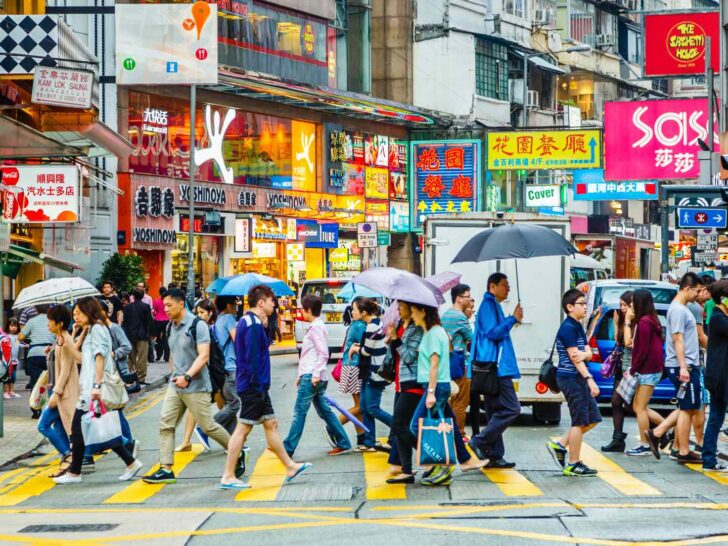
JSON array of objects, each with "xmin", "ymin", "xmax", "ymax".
[
  {"xmin": 471, "ymin": 334, "xmax": 500, "ymax": 396},
  {"xmin": 538, "ymin": 339, "xmax": 560, "ymax": 393}
]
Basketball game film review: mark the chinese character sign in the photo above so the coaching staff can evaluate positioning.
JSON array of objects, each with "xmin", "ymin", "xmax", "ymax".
[
  {"xmin": 486, "ymin": 130, "xmax": 601, "ymax": 170},
  {"xmin": 572, "ymin": 169, "xmax": 658, "ymax": 201},
  {"xmin": 644, "ymin": 12, "xmax": 719, "ymax": 77},
  {"xmin": 603, "ymin": 99, "xmax": 716, "ymax": 181},
  {"xmin": 32, "ymin": 67, "xmax": 93, "ymax": 109},
  {"xmin": 365, "ymin": 167, "xmax": 388, "ymax": 199},
  {"xmin": 411, "ymin": 140, "xmax": 480, "ymax": 228},
  {"xmin": 0, "ymin": 165, "xmax": 80, "ymax": 223}
]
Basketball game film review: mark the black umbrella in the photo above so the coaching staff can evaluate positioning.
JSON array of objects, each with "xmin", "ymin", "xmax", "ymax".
[{"xmin": 451, "ymin": 223, "xmax": 576, "ymax": 302}]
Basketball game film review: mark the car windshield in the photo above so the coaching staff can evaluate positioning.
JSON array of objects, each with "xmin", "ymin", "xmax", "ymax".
[
  {"xmin": 571, "ymin": 267, "xmax": 602, "ymax": 286},
  {"xmin": 594, "ymin": 309, "xmax": 668, "ymax": 341},
  {"xmin": 596, "ymin": 286, "xmax": 676, "ymax": 307},
  {"xmin": 301, "ymin": 281, "xmax": 347, "ymax": 304}
]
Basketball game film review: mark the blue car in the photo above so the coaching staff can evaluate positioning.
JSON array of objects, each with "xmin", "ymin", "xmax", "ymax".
[{"xmin": 584, "ymin": 303, "xmax": 676, "ymax": 404}]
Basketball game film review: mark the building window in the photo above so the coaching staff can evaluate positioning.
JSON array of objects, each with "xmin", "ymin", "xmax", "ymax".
[
  {"xmin": 569, "ymin": 0, "xmax": 594, "ymax": 43},
  {"xmin": 503, "ymin": 0, "xmax": 525, "ymax": 19},
  {"xmin": 475, "ymin": 38, "xmax": 508, "ymax": 101}
]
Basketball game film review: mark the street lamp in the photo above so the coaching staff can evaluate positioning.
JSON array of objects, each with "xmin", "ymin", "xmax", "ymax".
[{"xmin": 521, "ymin": 44, "xmax": 591, "ymax": 127}]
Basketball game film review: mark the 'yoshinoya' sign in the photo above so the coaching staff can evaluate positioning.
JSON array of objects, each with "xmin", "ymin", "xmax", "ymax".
[
  {"xmin": 133, "ymin": 228, "xmax": 177, "ymax": 244},
  {"xmin": 179, "ymin": 183, "xmax": 227, "ymax": 205}
]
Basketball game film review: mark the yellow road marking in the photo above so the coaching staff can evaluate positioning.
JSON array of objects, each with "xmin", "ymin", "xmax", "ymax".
[
  {"xmin": 685, "ymin": 463, "xmax": 728, "ymax": 486},
  {"xmin": 125, "ymin": 390, "xmax": 165, "ymax": 420},
  {"xmin": 362, "ymin": 448, "xmax": 407, "ymax": 500},
  {"xmin": 481, "ymin": 467, "xmax": 543, "ymax": 496},
  {"xmin": 0, "ymin": 453, "xmax": 58, "ymax": 497},
  {"xmin": 0, "ymin": 468, "xmax": 27, "ymax": 486},
  {"xmin": 578, "ymin": 441, "xmax": 662, "ymax": 496},
  {"xmin": 235, "ymin": 448, "xmax": 287, "ymax": 501},
  {"xmin": 104, "ymin": 444, "xmax": 204, "ymax": 504}
]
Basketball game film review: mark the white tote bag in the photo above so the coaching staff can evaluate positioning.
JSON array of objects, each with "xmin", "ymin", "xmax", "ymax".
[{"xmin": 81, "ymin": 400, "xmax": 124, "ymax": 451}]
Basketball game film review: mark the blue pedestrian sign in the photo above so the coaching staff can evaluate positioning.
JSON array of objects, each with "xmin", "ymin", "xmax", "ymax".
[
  {"xmin": 166, "ymin": 62, "xmax": 178, "ymax": 73},
  {"xmin": 677, "ymin": 208, "xmax": 727, "ymax": 229}
]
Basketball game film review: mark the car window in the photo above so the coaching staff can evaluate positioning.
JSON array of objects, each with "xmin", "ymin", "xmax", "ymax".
[
  {"xmin": 594, "ymin": 310, "xmax": 668, "ymax": 340},
  {"xmin": 302, "ymin": 281, "xmax": 347, "ymax": 304},
  {"xmin": 571, "ymin": 267, "xmax": 595, "ymax": 287},
  {"xmin": 595, "ymin": 287, "xmax": 676, "ymax": 307}
]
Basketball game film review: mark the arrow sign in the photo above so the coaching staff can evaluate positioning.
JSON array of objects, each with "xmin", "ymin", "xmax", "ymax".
[
  {"xmin": 588, "ymin": 137, "xmax": 597, "ymax": 163},
  {"xmin": 677, "ymin": 207, "xmax": 728, "ymax": 229}
]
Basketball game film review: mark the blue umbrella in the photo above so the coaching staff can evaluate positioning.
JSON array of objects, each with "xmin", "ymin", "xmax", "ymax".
[
  {"xmin": 219, "ymin": 273, "xmax": 294, "ymax": 297},
  {"xmin": 338, "ymin": 281, "xmax": 381, "ymax": 301},
  {"xmin": 206, "ymin": 275, "xmax": 236, "ymax": 294}
]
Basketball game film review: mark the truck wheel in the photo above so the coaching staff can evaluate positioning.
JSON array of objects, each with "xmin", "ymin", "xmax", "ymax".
[{"xmin": 532, "ymin": 402, "xmax": 561, "ymax": 425}]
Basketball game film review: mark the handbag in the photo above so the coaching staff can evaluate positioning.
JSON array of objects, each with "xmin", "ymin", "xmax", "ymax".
[
  {"xmin": 616, "ymin": 370, "xmax": 639, "ymax": 404},
  {"xmin": 29, "ymin": 370, "xmax": 49, "ymax": 410},
  {"xmin": 416, "ymin": 407, "xmax": 456, "ymax": 466},
  {"xmin": 538, "ymin": 340, "xmax": 560, "ymax": 393},
  {"xmin": 450, "ymin": 349, "xmax": 466, "ymax": 380},
  {"xmin": 101, "ymin": 365, "xmax": 130, "ymax": 410},
  {"xmin": 375, "ymin": 346, "xmax": 396, "ymax": 383},
  {"xmin": 471, "ymin": 361, "xmax": 499, "ymax": 395},
  {"xmin": 601, "ymin": 346, "xmax": 623, "ymax": 379},
  {"xmin": 331, "ymin": 358, "xmax": 343, "ymax": 383},
  {"xmin": 81, "ymin": 400, "xmax": 124, "ymax": 452}
]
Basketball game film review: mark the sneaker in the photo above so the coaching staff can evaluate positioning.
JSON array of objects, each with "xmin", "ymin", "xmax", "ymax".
[
  {"xmin": 323, "ymin": 427, "xmax": 337, "ymax": 448},
  {"xmin": 423, "ymin": 465, "xmax": 455, "ymax": 486},
  {"xmin": 563, "ymin": 461, "xmax": 598, "ymax": 477},
  {"xmin": 704, "ymin": 463, "xmax": 728, "ymax": 472},
  {"xmin": 2, "ymin": 392, "xmax": 10, "ymax": 400},
  {"xmin": 142, "ymin": 468, "xmax": 176, "ymax": 484},
  {"xmin": 422, "ymin": 466, "xmax": 439, "ymax": 480},
  {"xmin": 194, "ymin": 427, "xmax": 211, "ymax": 451},
  {"xmin": 677, "ymin": 451, "xmax": 702, "ymax": 465},
  {"xmin": 327, "ymin": 447, "xmax": 351, "ymax": 456},
  {"xmin": 669, "ymin": 449, "xmax": 679, "ymax": 460},
  {"xmin": 81, "ymin": 456, "xmax": 95, "ymax": 473},
  {"xmin": 694, "ymin": 444, "xmax": 703, "ymax": 454},
  {"xmin": 547, "ymin": 440, "xmax": 567, "ymax": 468},
  {"xmin": 625, "ymin": 445, "xmax": 652, "ymax": 456},
  {"xmin": 130, "ymin": 440, "xmax": 140, "ymax": 459},
  {"xmin": 645, "ymin": 429, "xmax": 661, "ymax": 460},
  {"xmin": 10, "ymin": 392, "xmax": 22, "ymax": 399},
  {"xmin": 235, "ymin": 447, "xmax": 250, "ymax": 479},
  {"xmin": 118, "ymin": 460, "xmax": 143, "ymax": 481},
  {"xmin": 53, "ymin": 473, "xmax": 82, "ymax": 484}
]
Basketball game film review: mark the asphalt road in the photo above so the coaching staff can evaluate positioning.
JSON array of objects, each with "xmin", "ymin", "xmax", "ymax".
[{"xmin": 2, "ymin": 354, "xmax": 728, "ymax": 546}]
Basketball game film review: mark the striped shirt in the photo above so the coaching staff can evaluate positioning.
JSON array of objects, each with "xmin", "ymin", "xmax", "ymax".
[
  {"xmin": 359, "ymin": 318, "xmax": 387, "ymax": 373},
  {"xmin": 441, "ymin": 308, "xmax": 473, "ymax": 353},
  {"xmin": 21, "ymin": 314, "xmax": 56, "ymax": 358}
]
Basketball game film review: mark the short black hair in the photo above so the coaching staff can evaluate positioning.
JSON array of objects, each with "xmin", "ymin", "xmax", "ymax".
[
  {"xmin": 301, "ymin": 294, "xmax": 323, "ymax": 317},
  {"xmin": 679, "ymin": 272, "xmax": 704, "ymax": 290},
  {"xmin": 131, "ymin": 288, "xmax": 145, "ymax": 301},
  {"xmin": 47, "ymin": 305, "xmax": 72, "ymax": 330},
  {"xmin": 451, "ymin": 283, "xmax": 471, "ymax": 303},
  {"xmin": 101, "ymin": 280, "xmax": 113, "ymax": 288},
  {"xmin": 215, "ymin": 295, "xmax": 237, "ymax": 313},
  {"xmin": 487, "ymin": 272, "xmax": 508, "ymax": 290},
  {"xmin": 700, "ymin": 274, "xmax": 716, "ymax": 287},
  {"xmin": 357, "ymin": 298, "xmax": 380, "ymax": 317},
  {"xmin": 165, "ymin": 288, "xmax": 187, "ymax": 303},
  {"xmin": 248, "ymin": 284, "xmax": 275, "ymax": 308},
  {"xmin": 35, "ymin": 304, "xmax": 50, "ymax": 314},
  {"xmin": 562, "ymin": 288, "xmax": 585, "ymax": 313},
  {"xmin": 710, "ymin": 280, "xmax": 728, "ymax": 304}
]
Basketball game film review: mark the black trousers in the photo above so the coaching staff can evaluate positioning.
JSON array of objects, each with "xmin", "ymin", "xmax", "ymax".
[
  {"xmin": 391, "ymin": 391, "xmax": 422, "ymax": 474},
  {"xmin": 26, "ymin": 355, "xmax": 47, "ymax": 391},
  {"xmin": 69, "ymin": 408, "xmax": 135, "ymax": 475}
]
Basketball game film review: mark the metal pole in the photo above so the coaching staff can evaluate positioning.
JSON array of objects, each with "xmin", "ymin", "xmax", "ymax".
[
  {"xmin": 706, "ymin": 37, "xmax": 714, "ymax": 182},
  {"xmin": 721, "ymin": 0, "xmax": 727, "ymax": 133},
  {"xmin": 187, "ymin": 84, "xmax": 196, "ymax": 306},
  {"xmin": 522, "ymin": 54, "xmax": 529, "ymax": 128},
  {"xmin": 660, "ymin": 184, "xmax": 669, "ymax": 276}
]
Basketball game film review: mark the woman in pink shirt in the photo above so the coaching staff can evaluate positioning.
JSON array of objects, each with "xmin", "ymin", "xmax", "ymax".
[{"xmin": 151, "ymin": 287, "xmax": 170, "ymax": 362}]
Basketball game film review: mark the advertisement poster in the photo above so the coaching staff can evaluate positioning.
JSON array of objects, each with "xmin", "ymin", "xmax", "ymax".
[
  {"xmin": 411, "ymin": 139, "xmax": 480, "ymax": 228},
  {"xmin": 116, "ymin": 2, "xmax": 218, "ymax": 85},
  {"xmin": 603, "ymin": 99, "xmax": 716, "ymax": 180},
  {"xmin": 643, "ymin": 12, "xmax": 719, "ymax": 77},
  {"xmin": 388, "ymin": 139, "xmax": 407, "ymax": 171},
  {"xmin": 486, "ymin": 129, "xmax": 601, "ymax": 170},
  {"xmin": 390, "ymin": 200, "xmax": 410, "ymax": 233},
  {"xmin": 389, "ymin": 171, "xmax": 407, "ymax": 200},
  {"xmin": 291, "ymin": 120, "xmax": 316, "ymax": 191},
  {"xmin": 1, "ymin": 165, "xmax": 80, "ymax": 223},
  {"xmin": 365, "ymin": 134, "xmax": 389, "ymax": 167},
  {"xmin": 365, "ymin": 167, "xmax": 388, "ymax": 199}
]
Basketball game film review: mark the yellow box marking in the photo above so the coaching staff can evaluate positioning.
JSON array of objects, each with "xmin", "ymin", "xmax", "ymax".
[
  {"xmin": 235, "ymin": 447, "xmax": 287, "ymax": 502},
  {"xmin": 580, "ymin": 442, "xmax": 661, "ymax": 496},
  {"xmin": 362, "ymin": 448, "xmax": 407, "ymax": 500},
  {"xmin": 481, "ymin": 468, "xmax": 543, "ymax": 497}
]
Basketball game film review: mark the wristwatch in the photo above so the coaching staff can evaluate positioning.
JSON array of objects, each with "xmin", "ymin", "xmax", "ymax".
[
  {"xmin": 428, "ymin": 388, "xmax": 435, "ymax": 393},
  {"xmin": 93, "ymin": 383, "xmax": 102, "ymax": 389},
  {"xmin": 183, "ymin": 374, "xmax": 192, "ymax": 383},
  {"xmin": 584, "ymin": 374, "xmax": 593, "ymax": 380}
]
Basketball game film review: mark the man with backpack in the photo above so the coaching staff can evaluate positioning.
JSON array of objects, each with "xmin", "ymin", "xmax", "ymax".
[
  {"xmin": 212, "ymin": 296, "xmax": 241, "ymax": 434},
  {"xmin": 143, "ymin": 289, "xmax": 231, "ymax": 484}
]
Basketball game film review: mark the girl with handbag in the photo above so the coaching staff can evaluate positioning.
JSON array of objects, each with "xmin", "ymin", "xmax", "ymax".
[
  {"xmin": 53, "ymin": 297, "xmax": 142, "ymax": 485},
  {"xmin": 625, "ymin": 290, "xmax": 665, "ymax": 456}
]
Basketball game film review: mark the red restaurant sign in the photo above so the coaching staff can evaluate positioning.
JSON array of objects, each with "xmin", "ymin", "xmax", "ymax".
[{"xmin": 644, "ymin": 12, "xmax": 719, "ymax": 77}]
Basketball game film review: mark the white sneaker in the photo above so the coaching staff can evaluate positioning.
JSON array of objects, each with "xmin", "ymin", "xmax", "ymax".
[
  {"xmin": 53, "ymin": 473, "xmax": 82, "ymax": 484},
  {"xmin": 119, "ymin": 460, "xmax": 144, "ymax": 481},
  {"xmin": 704, "ymin": 463, "xmax": 728, "ymax": 473}
]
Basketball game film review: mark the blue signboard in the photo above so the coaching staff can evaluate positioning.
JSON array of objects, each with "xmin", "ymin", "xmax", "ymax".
[
  {"xmin": 411, "ymin": 139, "xmax": 480, "ymax": 229},
  {"xmin": 572, "ymin": 169, "xmax": 658, "ymax": 201},
  {"xmin": 676, "ymin": 208, "xmax": 727, "ymax": 229},
  {"xmin": 297, "ymin": 220, "xmax": 338, "ymax": 248}
]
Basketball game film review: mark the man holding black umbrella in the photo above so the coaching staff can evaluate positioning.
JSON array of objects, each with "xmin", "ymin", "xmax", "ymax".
[{"xmin": 468, "ymin": 273, "xmax": 523, "ymax": 468}]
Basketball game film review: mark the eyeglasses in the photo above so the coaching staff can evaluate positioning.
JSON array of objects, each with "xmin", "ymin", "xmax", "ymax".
[{"xmin": 574, "ymin": 301, "xmax": 587, "ymax": 306}]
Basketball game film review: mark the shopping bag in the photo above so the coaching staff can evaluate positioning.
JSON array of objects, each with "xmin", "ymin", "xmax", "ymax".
[
  {"xmin": 616, "ymin": 371, "xmax": 639, "ymax": 404},
  {"xmin": 416, "ymin": 407, "xmax": 456, "ymax": 467},
  {"xmin": 331, "ymin": 359, "xmax": 342, "ymax": 383},
  {"xmin": 29, "ymin": 370, "xmax": 49, "ymax": 410},
  {"xmin": 81, "ymin": 400, "xmax": 124, "ymax": 452}
]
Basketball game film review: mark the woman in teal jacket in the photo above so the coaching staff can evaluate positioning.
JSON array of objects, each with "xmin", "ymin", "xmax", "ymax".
[{"xmin": 338, "ymin": 297, "xmax": 367, "ymax": 448}]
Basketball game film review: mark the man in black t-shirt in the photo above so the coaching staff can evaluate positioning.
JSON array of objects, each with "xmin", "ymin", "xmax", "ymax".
[{"xmin": 98, "ymin": 280, "xmax": 124, "ymax": 323}]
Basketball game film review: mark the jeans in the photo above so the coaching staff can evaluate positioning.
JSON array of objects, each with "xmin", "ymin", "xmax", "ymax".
[
  {"xmin": 409, "ymin": 382, "xmax": 451, "ymax": 438},
  {"xmin": 69, "ymin": 408, "xmax": 135, "ymax": 475},
  {"xmin": 283, "ymin": 375, "xmax": 351, "ymax": 455},
  {"xmin": 471, "ymin": 377, "xmax": 521, "ymax": 460},
  {"xmin": 361, "ymin": 378, "xmax": 392, "ymax": 447},
  {"xmin": 214, "ymin": 372, "xmax": 241, "ymax": 434},
  {"xmin": 37, "ymin": 402, "xmax": 70, "ymax": 456},
  {"xmin": 702, "ymin": 393, "xmax": 728, "ymax": 468},
  {"xmin": 26, "ymin": 355, "xmax": 47, "ymax": 391}
]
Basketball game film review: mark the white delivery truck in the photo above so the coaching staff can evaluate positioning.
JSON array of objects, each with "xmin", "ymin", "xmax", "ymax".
[{"xmin": 423, "ymin": 212, "xmax": 570, "ymax": 424}]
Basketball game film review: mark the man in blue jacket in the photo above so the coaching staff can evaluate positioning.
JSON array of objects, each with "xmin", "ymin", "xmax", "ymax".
[{"xmin": 468, "ymin": 272, "xmax": 523, "ymax": 468}]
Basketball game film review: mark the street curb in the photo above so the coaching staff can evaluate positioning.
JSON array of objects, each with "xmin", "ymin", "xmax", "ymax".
[
  {"xmin": 139, "ymin": 372, "xmax": 172, "ymax": 394},
  {"xmin": 271, "ymin": 347, "xmax": 297, "ymax": 356}
]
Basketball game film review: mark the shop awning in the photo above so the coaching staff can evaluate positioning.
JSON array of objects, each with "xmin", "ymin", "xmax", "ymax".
[
  {"xmin": 44, "ymin": 121, "xmax": 134, "ymax": 159},
  {"xmin": 0, "ymin": 116, "xmax": 84, "ymax": 159},
  {"xmin": 209, "ymin": 70, "xmax": 454, "ymax": 128},
  {"xmin": 514, "ymin": 51, "xmax": 567, "ymax": 75},
  {"xmin": 3, "ymin": 245, "xmax": 84, "ymax": 274}
]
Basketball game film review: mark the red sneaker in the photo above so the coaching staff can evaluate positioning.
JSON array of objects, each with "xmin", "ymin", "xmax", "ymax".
[{"xmin": 328, "ymin": 447, "xmax": 350, "ymax": 456}]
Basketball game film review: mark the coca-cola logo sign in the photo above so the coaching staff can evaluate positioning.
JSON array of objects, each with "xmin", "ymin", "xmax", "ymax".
[{"xmin": 1, "ymin": 167, "xmax": 20, "ymax": 186}]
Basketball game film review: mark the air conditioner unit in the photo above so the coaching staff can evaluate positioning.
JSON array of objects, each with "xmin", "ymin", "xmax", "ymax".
[
  {"xmin": 595, "ymin": 34, "xmax": 615, "ymax": 47},
  {"xmin": 533, "ymin": 9, "xmax": 550, "ymax": 25},
  {"xmin": 527, "ymin": 90, "xmax": 539, "ymax": 108}
]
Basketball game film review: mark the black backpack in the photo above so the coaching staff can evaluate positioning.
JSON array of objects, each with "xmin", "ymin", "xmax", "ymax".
[{"xmin": 167, "ymin": 317, "xmax": 229, "ymax": 392}]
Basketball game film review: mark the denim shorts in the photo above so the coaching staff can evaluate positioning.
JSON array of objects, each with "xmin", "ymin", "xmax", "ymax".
[
  {"xmin": 638, "ymin": 372, "xmax": 662, "ymax": 386},
  {"xmin": 667, "ymin": 367, "xmax": 702, "ymax": 411},
  {"xmin": 556, "ymin": 373, "xmax": 602, "ymax": 427}
]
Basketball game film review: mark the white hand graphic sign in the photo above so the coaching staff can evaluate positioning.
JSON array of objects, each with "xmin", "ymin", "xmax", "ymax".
[{"xmin": 195, "ymin": 105, "xmax": 236, "ymax": 184}]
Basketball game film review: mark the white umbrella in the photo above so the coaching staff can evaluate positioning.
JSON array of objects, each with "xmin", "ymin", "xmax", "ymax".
[{"xmin": 12, "ymin": 277, "xmax": 100, "ymax": 310}]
